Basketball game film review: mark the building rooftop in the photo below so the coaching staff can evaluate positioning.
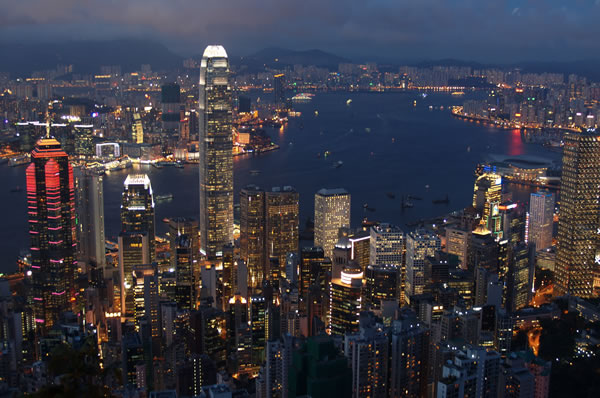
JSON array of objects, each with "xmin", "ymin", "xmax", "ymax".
[
  {"xmin": 203, "ymin": 45, "xmax": 228, "ymax": 59},
  {"xmin": 316, "ymin": 188, "xmax": 349, "ymax": 196}
]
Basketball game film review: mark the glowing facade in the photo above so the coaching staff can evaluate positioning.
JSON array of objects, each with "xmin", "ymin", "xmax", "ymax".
[
  {"xmin": 473, "ymin": 173, "xmax": 503, "ymax": 236},
  {"xmin": 121, "ymin": 174, "xmax": 155, "ymax": 259},
  {"xmin": 404, "ymin": 229, "xmax": 441, "ymax": 303},
  {"xmin": 314, "ymin": 188, "xmax": 351, "ymax": 259},
  {"xmin": 26, "ymin": 137, "xmax": 76, "ymax": 330},
  {"xmin": 199, "ymin": 45, "xmax": 233, "ymax": 259},
  {"xmin": 555, "ymin": 130, "xmax": 600, "ymax": 298},
  {"xmin": 329, "ymin": 264, "xmax": 363, "ymax": 336},
  {"xmin": 527, "ymin": 191, "xmax": 555, "ymax": 251}
]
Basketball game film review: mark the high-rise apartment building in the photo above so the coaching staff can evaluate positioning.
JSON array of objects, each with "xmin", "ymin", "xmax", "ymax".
[
  {"xmin": 555, "ymin": 130, "xmax": 600, "ymax": 298},
  {"xmin": 27, "ymin": 137, "xmax": 77, "ymax": 330},
  {"xmin": 528, "ymin": 191, "xmax": 555, "ymax": 251},
  {"xmin": 314, "ymin": 188, "xmax": 350, "ymax": 258},
  {"xmin": 198, "ymin": 45, "xmax": 233, "ymax": 259}
]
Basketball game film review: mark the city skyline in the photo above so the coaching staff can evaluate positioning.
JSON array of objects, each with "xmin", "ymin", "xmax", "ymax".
[{"xmin": 2, "ymin": 9, "xmax": 600, "ymax": 391}]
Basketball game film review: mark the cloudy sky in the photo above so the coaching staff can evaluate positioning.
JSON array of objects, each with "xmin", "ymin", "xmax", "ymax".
[{"xmin": 1, "ymin": 0, "xmax": 600, "ymax": 62}]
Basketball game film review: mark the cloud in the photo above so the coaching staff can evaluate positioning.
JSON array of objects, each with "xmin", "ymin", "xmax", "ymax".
[{"xmin": 1, "ymin": 0, "xmax": 600, "ymax": 62}]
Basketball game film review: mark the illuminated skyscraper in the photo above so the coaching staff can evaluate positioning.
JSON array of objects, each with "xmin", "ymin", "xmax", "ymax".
[
  {"xmin": 473, "ymin": 172, "xmax": 503, "ymax": 236},
  {"xmin": 273, "ymin": 73, "xmax": 286, "ymax": 109},
  {"xmin": 73, "ymin": 124, "xmax": 94, "ymax": 159},
  {"xmin": 240, "ymin": 185, "xmax": 299, "ymax": 288},
  {"xmin": 121, "ymin": 174, "xmax": 155, "ymax": 261},
  {"xmin": 314, "ymin": 188, "xmax": 351, "ymax": 258},
  {"xmin": 364, "ymin": 264, "xmax": 399, "ymax": 310},
  {"xmin": 404, "ymin": 229, "xmax": 440, "ymax": 303},
  {"xmin": 265, "ymin": 186, "xmax": 299, "ymax": 279},
  {"xmin": 199, "ymin": 45, "xmax": 233, "ymax": 259},
  {"xmin": 240, "ymin": 185, "xmax": 266, "ymax": 289},
  {"xmin": 528, "ymin": 191, "xmax": 555, "ymax": 251},
  {"xmin": 118, "ymin": 232, "xmax": 150, "ymax": 315},
  {"xmin": 329, "ymin": 263, "xmax": 363, "ymax": 336},
  {"xmin": 132, "ymin": 113, "xmax": 144, "ymax": 144},
  {"xmin": 26, "ymin": 137, "xmax": 76, "ymax": 329},
  {"xmin": 370, "ymin": 223, "xmax": 405, "ymax": 302},
  {"xmin": 174, "ymin": 234, "xmax": 195, "ymax": 310},
  {"xmin": 555, "ymin": 130, "xmax": 600, "ymax": 298}
]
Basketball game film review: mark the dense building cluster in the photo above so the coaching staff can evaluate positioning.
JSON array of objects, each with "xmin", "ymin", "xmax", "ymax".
[{"xmin": 1, "ymin": 44, "xmax": 600, "ymax": 397}]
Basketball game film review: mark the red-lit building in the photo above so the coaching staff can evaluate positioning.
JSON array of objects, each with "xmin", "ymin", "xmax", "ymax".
[{"xmin": 26, "ymin": 137, "xmax": 76, "ymax": 331}]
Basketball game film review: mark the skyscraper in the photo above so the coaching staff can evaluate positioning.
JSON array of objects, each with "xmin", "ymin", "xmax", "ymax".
[
  {"xmin": 174, "ymin": 234, "xmax": 195, "ymax": 310},
  {"xmin": 74, "ymin": 167, "xmax": 106, "ymax": 274},
  {"xmin": 73, "ymin": 124, "xmax": 94, "ymax": 159},
  {"xmin": 370, "ymin": 223, "xmax": 405, "ymax": 302},
  {"xmin": 472, "ymin": 172, "xmax": 503, "ymax": 236},
  {"xmin": 555, "ymin": 130, "xmax": 600, "ymax": 298},
  {"xmin": 198, "ymin": 45, "xmax": 233, "ymax": 259},
  {"xmin": 240, "ymin": 185, "xmax": 299, "ymax": 288},
  {"xmin": 240, "ymin": 185, "xmax": 265, "ymax": 290},
  {"xmin": 27, "ymin": 137, "xmax": 77, "ymax": 330},
  {"xmin": 329, "ymin": 263, "xmax": 363, "ymax": 336},
  {"xmin": 121, "ymin": 174, "xmax": 155, "ymax": 261},
  {"xmin": 161, "ymin": 82, "xmax": 181, "ymax": 133},
  {"xmin": 314, "ymin": 188, "xmax": 351, "ymax": 258},
  {"xmin": 404, "ymin": 229, "xmax": 440, "ymax": 303},
  {"xmin": 265, "ymin": 186, "xmax": 299, "ymax": 279},
  {"xmin": 273, "ymin": 73, "xmax": 286, "ymax": 109},
  {"xmin": 132, "ymin": 113, "xmax": 143, "ymax": 144},
  {"xmin": 528, "ymin": 190, "xmax": 555, "ymax": 251}
]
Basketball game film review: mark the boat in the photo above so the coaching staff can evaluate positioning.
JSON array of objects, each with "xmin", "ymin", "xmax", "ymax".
[
  {"xmin": 162, "ymin": 217, "xmax": 170, "ymax": 223},
  {"xmin": 175, "ymin": 162, "xmax": 184, "ymax": 168},
  {"xmin": 333, "ymin": 161, "xmax": 343, "ymax": 169},
  {"xmin": 432, "ymin": 194, "xmax": 450, "ymax": 205},
  {"xmin": 407, "ymin": 194, "xmax": 423, "ymax": 200},
  {"xmin": 8, "ymin": 154, "xmax": 30, "ymax": 167},
  {"xmin": 451, "ymin": 91, "xmax": 465, "ymax": 96},
  {"xmin": 291, "ymin": 93, "xmax": 314, "ymax": 102},
  {"xmin": 346, "ymin": 99, "xmax": 353, "ymax": 106},
  {"xmin": 250, "ymin": 170, "xmax": 261, "ymax": 176},
  {"xmin": 152, "ymin": 162, "xmax": 164, "ymax": 169},
  {"xmin": 401, "ymin": 196, "xmax": 414, "ymax": 209},
  {"xmin": 386, "ymin": 192, "xmax": 396, "ymax": 199},
  {"xmin": 155, "ymin": 193, "xmax": 174, "ymax": 202},
  {"xmin": 363, "ymin": 203, "xmax": 376, "ymax": 212}
]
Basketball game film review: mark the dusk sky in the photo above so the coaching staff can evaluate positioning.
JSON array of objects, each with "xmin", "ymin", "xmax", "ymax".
[{"xmin": 2, "ymin": 0, "xmax": 600, "ymax": 62}]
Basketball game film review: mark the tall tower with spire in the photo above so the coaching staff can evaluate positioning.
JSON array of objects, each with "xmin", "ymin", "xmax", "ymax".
[{"xmin": 198, "ymin": 45, "xmax": 233, "ymax": 259}]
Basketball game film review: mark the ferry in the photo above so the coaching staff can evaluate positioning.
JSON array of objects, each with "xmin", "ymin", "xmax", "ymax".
[
  {"xmin": 451, "ymin": 91, "xmax": 465, "ymax": 96},
  {"xmin": 155, "ymin": 193, "xmax": 174, "ymax": 203},
  {"xmin": 8, "ymin": 154, "xmax": 30, "ymax": 167},
  {"xmin": 291, "ymin": 93, "xmax": 314, "ymax": 102}
]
